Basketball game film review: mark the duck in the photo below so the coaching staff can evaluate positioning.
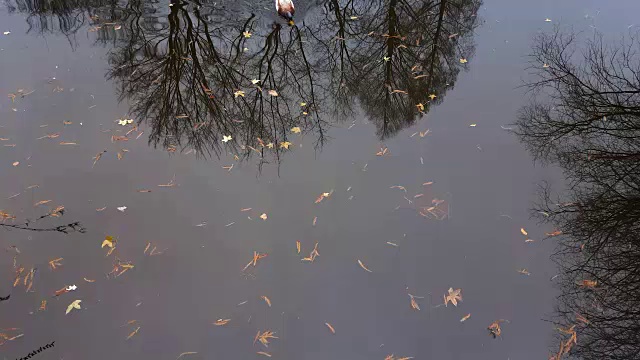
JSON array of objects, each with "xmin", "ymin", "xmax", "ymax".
[{"xmin": 276, "ymin": 0, "xmax": 295, "ymax": 25}]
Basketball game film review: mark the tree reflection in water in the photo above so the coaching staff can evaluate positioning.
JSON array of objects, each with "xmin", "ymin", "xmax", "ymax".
[
  {"xmin": 517, "ymin": 28, "xmax": 640, "ymax": 360},
  {"xmin": 6, "ymin": 0, "xmax": 481, "ymax": 165}
]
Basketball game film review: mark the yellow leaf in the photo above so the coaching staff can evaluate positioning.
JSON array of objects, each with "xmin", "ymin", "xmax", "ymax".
[
  {"xmin": 296, "ymin": 241, "xmax": 301, "ymax": 254},
  {"xmin": 261, "ymin": 296, "xmax": 272, "ymax": 307},
  {"xmin": 291, "ymin": 127, "xmax": 301, "ymax": 134},
  {"xmin": 520, "ymin": 228, "xmax": 528, "ymax": 236},
  {"xmin": 102, "ymin": 236, "xmax": 114, "ymax": 248},
  {"xmin": 459, "ymin": 58, "xmax": 468, "ymax": 64},
  {"xmin": 260, "ymin": 213, "xmax": 268, "ymax": 220},
  {"xmin": 280, "ymin": 141, "xmax": 292, "ymax": 149},
  {"xmin": 416, "ymin": 103, "xmax": 424, "ymax": 111},
  {"xmin": 251, "ymin": 79, "xmax": 261, "ymax": 85},
  {"xmin": 428, "ymin": 94, "xmax": 436, "ymax": 100},
  {"xmin": 268, "ymin": 89, "xmax": 279, "ymax": 97},
  {"xmin": 242, "ymin": 31, "xmax": 252, "ymax": 38},
  {"xmin": 65, "ymin": 299, "xmax": 82, "ymax": 314},
  {"xmin": 234, "ymin": 90, "xmax": 245, "ymax": 98}
]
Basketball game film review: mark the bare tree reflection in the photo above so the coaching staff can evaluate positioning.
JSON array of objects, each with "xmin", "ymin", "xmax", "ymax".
[
  {"xmin": 516, "ymin": 28, "xmax": 640, "ymax": 360},
  {"xmin": 105, "ymin": 1, "xmax": 331, "ymax": 165},
  {"xmin": 7, "ymin": 0, "xmax": 481, "ymax": 159},
  {"xmin": 311, "ymin": 0, "xmax": 481, "ymax": 138},
  {"xmin": 5, "ymin": 0, "xmax": 116, "ymax": 43}
]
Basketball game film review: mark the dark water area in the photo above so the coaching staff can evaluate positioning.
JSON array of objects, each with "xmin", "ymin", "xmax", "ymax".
[{"xmin": 1, "ymin": 0, "xmax": 640, "ymax": 359}]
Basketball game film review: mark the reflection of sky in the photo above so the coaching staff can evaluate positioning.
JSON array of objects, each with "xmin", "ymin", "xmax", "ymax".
[{"xmin": 1, "ymin": 1, "xmax": 640, "ymax": 360}]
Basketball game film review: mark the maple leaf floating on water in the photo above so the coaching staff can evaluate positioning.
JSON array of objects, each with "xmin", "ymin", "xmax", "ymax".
[
  {"xmin": 242, "ymin": 31, "xmax": 252, "ymax": 38},
  {"xmin": 416, "ymin": 103, "xmax": 424, "ymax": 111},
  {"xmin": 222, "ymin": 135, "xmax": 232, "ymax": 143},
  {"xmin": 234, "ymin": 90, "xmax": 245, "ymax": 97},
  {"xmin": 65, "ymin": 299, "xmax": 82, "ymax": 314},
  {"xmin": 291, "ymin": 127, "xmax": 301, "ymax": 134},
  {"xmin": 459, "ymin": 58, "xmax": 468, "ymax": 64},
  {"xmin": 118, "ymin": 118, "xmax": 133, "ymax": 126},
  {"xmin": 280, "ymin": 141, "xmax": 292, "ymax": 149},
  {"xmin": 260, "ymin": 213, "xmax": 268, "ymax": 220},
  {"xmin": 444, "ymin": 287, "xmax": 462, "ymax": 307},
  {"xmin": 254, "ymin": 330, "xmax": 278, "ymax": 347}
]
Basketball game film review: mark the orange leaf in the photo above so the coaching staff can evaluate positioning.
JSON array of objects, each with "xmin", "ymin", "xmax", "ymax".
[{"xmin": 325, "ymin": 322, "xmax": 336, "ymax": 334}]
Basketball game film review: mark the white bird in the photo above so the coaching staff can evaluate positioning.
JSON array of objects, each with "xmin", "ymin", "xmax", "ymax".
[{"xmin": 276, "ymin": 0, "xmax": 295, "ymax": 25}]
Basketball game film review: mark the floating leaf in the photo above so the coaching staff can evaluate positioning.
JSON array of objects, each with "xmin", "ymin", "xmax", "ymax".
[
  {"xmin": 280, "ymin": 141, "xmax": 292, "ymax": 149},
  {"xmin": 214, "ymin": 319, "xmax": 230, "ymax": 326},
  {"xmin": 460, "ymin": 313, "xmax": 471, "ymax": 322},
  {"xmin": 243, "ymin": 31, "xmax": 252, "ymax": 38},
  {"xmin": 260, "ymin": 213, "xmax": 268, "ymax": 220},
  {"xmin": 291, "ymin": 127, "xmax": 301, "ymax": 134},
  {"xmin": 65, "ymin": 299, "xmax": 82, "ymax": 314},
  {"xmin": 126, "ymin": 326, "xmax": 140, "ymax": 340},
  {"xmin": 102, "ymin": 236, "xmax": 114, "ymax": 248},
  {"xmin": 459, "ymin": 58, "xmax": 468, "ymax": 64},
  {"xmin": 296, "ymin": 241, "xmax": 301, "ymax": 254},
  {"xmin": 222, "ymin": 135, "xmax": 232, "ymax": 143},
  {"xmin": 325, "ymin": 322, "xmax": 336, "ymax": 334},
  {"xmin": 268, "ymin": 89, "xmax": 279, "ymax": 97},
  {"xmin": 487, "ymin": 319, "xmax": 509, "ymax": 338},
  {"xmin": 357, "ymin": 260, "xmax": 373, "ymax": 273},
  {"xmin": 517, "ymin": 268, "xmax": 531, "ymax": 276},
  {"xmin": 261, "ymin": 296, "xmax": 272, "ymax": 307},
  {"xmin": 257, "ymin": 352, "xmax": 272, "ymax": 357},
  {"xmin": 520, "ymin": 228, "xmax": 528, "ymax": 236},
  {"xmin": 444, "ymin": 287, "xmax": 462, "ymax": 307}
]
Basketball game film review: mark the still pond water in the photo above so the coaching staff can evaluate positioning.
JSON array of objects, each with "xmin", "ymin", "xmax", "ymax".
[{"xmin": 1, "ymin": 0, "xmax": 639, "ymax": 359}]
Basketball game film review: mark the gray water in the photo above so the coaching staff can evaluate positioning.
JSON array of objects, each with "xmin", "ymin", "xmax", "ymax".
[{"xmin": 1, "ymin": 1, "xmax": 638, "ymax": 359}]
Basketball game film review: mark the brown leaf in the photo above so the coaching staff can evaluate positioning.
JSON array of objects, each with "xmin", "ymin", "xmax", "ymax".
[
  {"xmin": 261, "ymin": 296, "xmax": 272, "ymax": 307},
  {"xmin": 325, "ymin": 322, "xmax": 336, "ymax": 334},
  {"xmin": 214, "ymin": 319, "xmax": 230, "ymax": 326}
]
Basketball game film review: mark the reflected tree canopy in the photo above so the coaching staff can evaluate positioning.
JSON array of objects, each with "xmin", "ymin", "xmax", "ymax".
[
  {"xmin": 6, "ymin": 0, "xmax": 481, "ymax": 162},
  {"xmin": 517, "ymin": 28, "xmax": 640, "ymax": 360}
]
